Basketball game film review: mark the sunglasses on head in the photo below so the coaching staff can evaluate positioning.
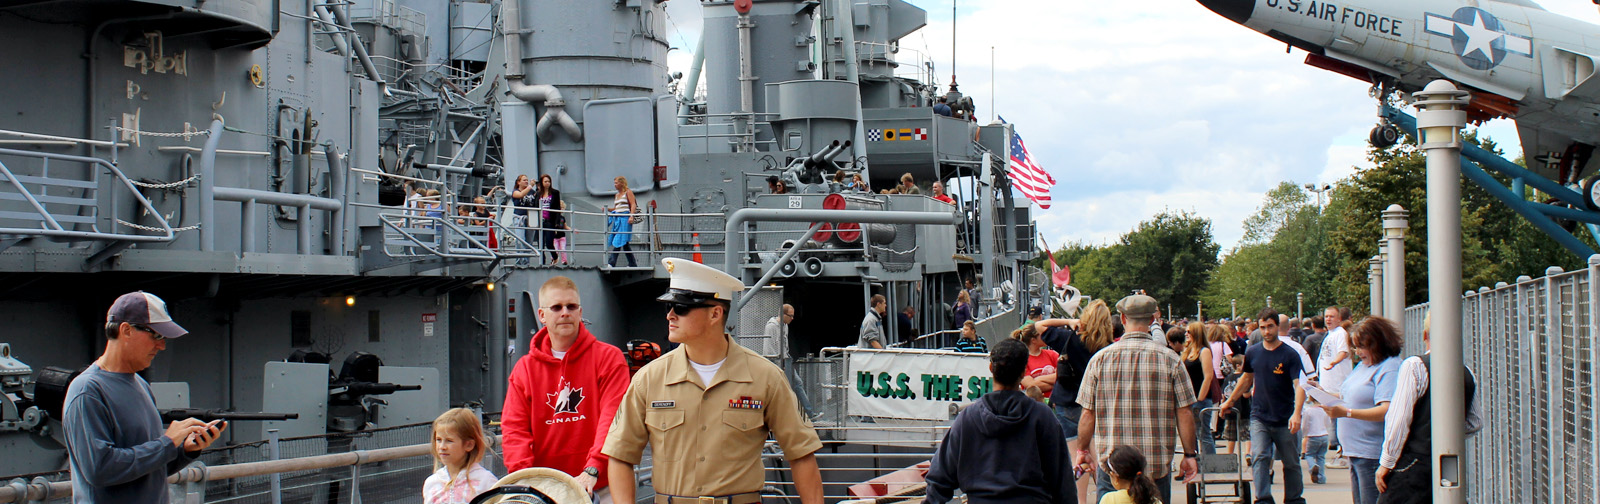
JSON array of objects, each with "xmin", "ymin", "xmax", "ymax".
[
  {"xmin": 666, "ymin": 302, "xmax": 712, "ymax": 316},
  {"xmin": 542, "ymin": 303, "xmax": 580, "ymax": 313}
]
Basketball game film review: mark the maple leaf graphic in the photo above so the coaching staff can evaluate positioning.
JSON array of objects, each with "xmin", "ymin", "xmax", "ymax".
[{"xmin": 547, "ymin": 381, "xmax": 585, "ymax": 414}]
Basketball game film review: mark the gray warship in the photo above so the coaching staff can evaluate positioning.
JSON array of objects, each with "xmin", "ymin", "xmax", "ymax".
[{"xmin": 0, "ymin": 0, "xmax": 1048, "ymax": 500}]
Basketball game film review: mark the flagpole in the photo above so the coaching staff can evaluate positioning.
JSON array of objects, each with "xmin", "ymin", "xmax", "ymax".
[{"xmin": 990, "ymin": 45, "xmax": 995, "ymax": 123}]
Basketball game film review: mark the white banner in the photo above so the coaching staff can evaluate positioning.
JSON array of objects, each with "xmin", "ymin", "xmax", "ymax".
[{"xmin": 846, "ymin": 349, "xmax": 995, "ymax": 421}]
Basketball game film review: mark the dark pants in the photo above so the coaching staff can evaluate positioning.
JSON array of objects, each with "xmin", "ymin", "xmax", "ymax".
[
  {"xmin": 1251, "ymin": 420, "xmax": 1306, "ymax": 504},
  {"xmin": 539, "ymin": 225, "xmax": 560, "ymax": 263},
  {"xmin": 1375, "ymin": 453, "xmax": 1430, "ymax": 504},
  {"xmin": 607, "ymin": 244, "xmax": 635, "ymax": 267}
]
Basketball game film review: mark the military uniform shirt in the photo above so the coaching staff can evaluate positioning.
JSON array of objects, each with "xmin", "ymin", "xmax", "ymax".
[{"xmin": 602, "ymin": 336, "xmax": 822, "ymax": 497}]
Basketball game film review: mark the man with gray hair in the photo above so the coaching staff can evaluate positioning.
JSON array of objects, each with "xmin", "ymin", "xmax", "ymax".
[
  {"xmin": 66, "ymin": 292, "xmax": 226, "ymax": 504},
  {"xmin": 1074, "ymin": 294, "xmax": 1199, "ymax": 504}
]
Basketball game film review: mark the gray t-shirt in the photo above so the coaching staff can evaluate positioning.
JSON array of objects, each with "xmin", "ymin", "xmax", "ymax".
[{"xmin": 64, "ymin": 364, "xmax": 192, "ymax": 504}]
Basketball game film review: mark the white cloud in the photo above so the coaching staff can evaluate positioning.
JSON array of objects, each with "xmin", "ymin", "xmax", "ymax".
[{"xmin": 662, "ymin": 0, "xmax": 1599, "ymax": 250}]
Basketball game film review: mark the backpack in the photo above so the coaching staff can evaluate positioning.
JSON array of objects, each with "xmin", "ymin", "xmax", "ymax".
[{"xmin": 1055, "ymin": 330, "xmax": 1087, "ymax": 394}]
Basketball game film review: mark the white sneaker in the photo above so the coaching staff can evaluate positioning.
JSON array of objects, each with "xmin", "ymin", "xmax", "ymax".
[{"xmin": 1327, "ymin": 456, "xmax": 1349, "ymax": 469}]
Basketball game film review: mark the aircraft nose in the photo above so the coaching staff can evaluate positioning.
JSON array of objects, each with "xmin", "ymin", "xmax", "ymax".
[{"xmin": 1197, "ymin": 0, "xmax": 1253, "ymax": 24}]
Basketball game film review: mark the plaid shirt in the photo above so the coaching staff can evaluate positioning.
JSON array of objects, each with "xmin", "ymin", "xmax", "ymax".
[{"xmin": 1076, "ymin": 332, "xmax": 1198, "ymax": 478}]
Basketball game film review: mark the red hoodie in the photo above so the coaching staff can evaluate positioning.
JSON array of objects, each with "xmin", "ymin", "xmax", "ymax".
[{"xmin": 502, "ymin": 324, "xmax": 630, "ymax": 489}]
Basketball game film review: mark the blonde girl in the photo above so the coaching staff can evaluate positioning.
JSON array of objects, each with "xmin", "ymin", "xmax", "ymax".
[{"xmin": 422, "ymin": 408, "xmax": 498, "ymax": 504}]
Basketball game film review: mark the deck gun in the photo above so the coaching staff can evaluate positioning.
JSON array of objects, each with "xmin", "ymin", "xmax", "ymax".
[{"xmin": 324, "ymin": 351, "xmax": 421, "ymax": 432}]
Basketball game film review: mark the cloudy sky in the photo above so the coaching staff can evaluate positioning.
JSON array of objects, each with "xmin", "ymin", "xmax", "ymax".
[{"xmin": 657, "ymin": 0, "xmax": 1600, "ymax": 250}]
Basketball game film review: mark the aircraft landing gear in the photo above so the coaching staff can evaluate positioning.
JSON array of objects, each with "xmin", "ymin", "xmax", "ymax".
[
  {"xmin": 1583, "ymin": 176, "xmax": 1600, "ymax": 212},
  {"xmin": 1370, "ymin": 122, "xmax": 1402, "ymax": 149}
]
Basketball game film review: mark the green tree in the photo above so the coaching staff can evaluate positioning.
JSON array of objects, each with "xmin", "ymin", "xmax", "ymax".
[
  {"xmin": 1091, "ymin": 211, "xmax": 1221, "ymax": 315},
  {"xmin": 1319, "ymin": 131, "xmax": 1590, "ymax": 314},
  {"xmin": 1201, "ymin": 182, "xmax": 1330, "ymax": 320}
]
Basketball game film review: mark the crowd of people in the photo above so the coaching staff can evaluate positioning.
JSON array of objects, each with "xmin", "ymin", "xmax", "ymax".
[
  {"xmin": 62, "ymin": 282, "xmax": 1481, "ymax": 504},
  {"xmin": 924, "ymin": 297, "xmax": 1484, "ymax": 504},
  {"xmin": 64, "ymin": 259, "xmax": 829, "ymax": 504},
  {"xmin": 399, "ymin": 173, "xmax": 645, "ymax": 267}
]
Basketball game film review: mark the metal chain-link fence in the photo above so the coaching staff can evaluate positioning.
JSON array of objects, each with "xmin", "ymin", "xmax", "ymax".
[{"xmin": 1403, "ymin": 263, "xmax": 1600, "ymax": 504}]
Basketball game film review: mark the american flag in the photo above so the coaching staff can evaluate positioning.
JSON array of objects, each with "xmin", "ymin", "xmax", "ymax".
[{"xmin": 999, "ymin": 116, "xmax": 1055, "ymax": 209}]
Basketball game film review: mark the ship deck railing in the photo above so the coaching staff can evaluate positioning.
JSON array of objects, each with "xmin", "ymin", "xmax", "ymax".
[
  {"xmin": 358, "ymin": 191, "xmax": 903, "ymax": 273},
  {"xmin": 0, "ymin": 415, "xmax": 950, "ymax": 504},
  {"xmin": 854, "ymin": 41, "xmax": 937, "ymax": 88},
  {"xmin": 0, "ymin": 145, "xmax": 179, "ymax": 258}
]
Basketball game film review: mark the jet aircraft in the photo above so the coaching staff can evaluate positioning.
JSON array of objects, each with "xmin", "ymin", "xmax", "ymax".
[{"xmin": 1198, "ymin": 0, "xmax": 1600, "ymax": 196}]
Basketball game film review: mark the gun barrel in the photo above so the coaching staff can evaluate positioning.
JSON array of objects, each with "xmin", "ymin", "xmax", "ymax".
[
  {"xmin": 161, "ymin": 409, "xmax": 301, "ymax": 423},
  {"xmin": 341, "ymin": 382, "xmax": 423, "ymax": 396}
]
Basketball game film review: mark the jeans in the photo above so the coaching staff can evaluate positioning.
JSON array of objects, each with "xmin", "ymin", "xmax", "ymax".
[
  {"xmin": 1250, "ymin": 420, "xmax": 1306, "ymax": 504},
  {"xmin": 1193, "ymin": 399, "xmax": 1216, "ymax": 455},
  {"xmin": 1303, "ymin": 435, "xmax": 1328, "ymax": 484},
  {"xmin": 1053, "ymin": 402, "xmax": 1081, "ymax": 442},
  {"xmin": 783, "ymin": 359, "xmax": 815, "ymax": 415},
  {"xmin": 607, "ymin": 244, "xmax": 636, "ymax": 267},
  {"xmin": 1096, "ymin": 464, "xmax": 1170, "ymax": 504},
  {"xmin": 1349, "ymin": 456, "xmax": 1380, "ymax": 504}
]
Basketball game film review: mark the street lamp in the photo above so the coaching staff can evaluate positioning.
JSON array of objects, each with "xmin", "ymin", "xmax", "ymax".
[
  {"xmin": 1304, "ymin": 183, "xmax": 1332, "ymax": 209},
  {"xmin": 1266, "ymin": 295, "xmax": 1272, "ymax": 308},
  {"xmin": 1231, "ymin": 299, "xmax": 1237, "ymax": 319},
  {"xmin": 1296, "ymin": 292, "xmax": 1303, "ymax": 320},
  {"xmin": 1382, "ymin": 205, "xmax": 1410, "ymax": 320}
]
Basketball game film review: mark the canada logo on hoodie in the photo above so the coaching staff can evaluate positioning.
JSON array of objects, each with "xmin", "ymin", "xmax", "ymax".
[{"xmin": 547, "ymin": 380, "xmax": 585, "ymax": 417}]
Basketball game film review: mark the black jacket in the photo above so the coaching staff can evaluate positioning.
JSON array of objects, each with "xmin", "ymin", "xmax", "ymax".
[{"xmin": 924, "ymin": 390, "xmax": 1075, "ymax": 504}]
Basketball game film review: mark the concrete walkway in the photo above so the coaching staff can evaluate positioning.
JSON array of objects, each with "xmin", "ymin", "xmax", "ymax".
[{"xmin": 1175, "ymin": 440, "xmax": 1356, "ymax": 504}]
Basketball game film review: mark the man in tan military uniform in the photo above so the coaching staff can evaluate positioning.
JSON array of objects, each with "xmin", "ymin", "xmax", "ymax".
[{"xmin": 604, "ymin": 258, "xmax": 823, "ymax": 504}]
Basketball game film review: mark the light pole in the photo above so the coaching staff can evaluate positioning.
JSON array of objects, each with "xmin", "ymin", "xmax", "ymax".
[
  {"xmin": 1383, "ymin": 205, "xmax": 1409, "ymax": 320},
  {"xmin": 1416, "ymin": 80, "xmax": 1468, "ymax": 503},
  {"xmin": 1197, "ymin": 300, "xmax": 1203, "ymax": 320},
  {"xmin": 1266, "ymin": 295, "xmax": 1272, "ymax": 309},
  {"xmin": 1231, "ymin": 298, "xmax": 1236, "ymax": 319},
  {"xmin": 1377, "ymin": 241, "xmax": 1389, "ymax": 315},
  {"xmin": 1304, "ymin": 183, "xmax": 1332, "ymax": 209},
  {"xmin": 1369, "ymin": 256, "xmax": 1384, "ymax": 317},
  {"xmin": 1296, "ymin": 292, "xmax": 1303, "ymax": 320}
]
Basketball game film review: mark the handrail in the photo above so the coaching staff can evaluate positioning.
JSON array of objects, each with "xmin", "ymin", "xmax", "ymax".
[
  {"xmin": 0, "ymin": 129, "xmax": 127, "ymax": 148},
  {"xmin": 891, "ymin": 329, "xmax": 960, "ymax": 348},
  {"xmin": 0, "ymin": 147, "xmax": 175, "ymax": 242},
  {"xmin": 378, "ymin": 214, "xmax": 502, "ymax": 259},
  {"xmin": 0, "ymin": 436, "xmax": 505, "ymax": 503}
]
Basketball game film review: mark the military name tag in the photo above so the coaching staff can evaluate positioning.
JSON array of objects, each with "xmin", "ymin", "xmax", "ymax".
[{"xmin": 651, "ymin": 401, "xmax": 674, "ymax": 408}]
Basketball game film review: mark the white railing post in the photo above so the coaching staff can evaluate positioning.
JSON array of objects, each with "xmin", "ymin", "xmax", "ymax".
[
  {"xmin": 1589, "ymin": 255, "xmax": 1600, "ymax": 504},
  {"xmin": 1544, "ymin": 267, "xmax": 1565, "ymax": 503}
]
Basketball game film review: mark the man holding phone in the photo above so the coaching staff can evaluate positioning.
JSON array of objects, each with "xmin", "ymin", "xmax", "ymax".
[{"xmin": 65, "ymin": 291, "xmax": 226, "ymax": 503}]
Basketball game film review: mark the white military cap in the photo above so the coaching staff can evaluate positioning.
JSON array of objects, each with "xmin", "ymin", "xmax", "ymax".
[{"xmin": 656, "ymin": 257, "xmax": 745, "ymax": 305}]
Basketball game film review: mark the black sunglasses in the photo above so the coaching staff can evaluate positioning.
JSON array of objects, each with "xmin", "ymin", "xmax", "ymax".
[
  {"xmin": 666, "ymin": 302, "xmax": 712, "ymax": 316},
  {"xmin": 132, "ymin": 324, "xmax": 165, "ymax": 342},
  {"xmin": 542, "ymin": 303, "xmax": 581, "ymax": 313}
]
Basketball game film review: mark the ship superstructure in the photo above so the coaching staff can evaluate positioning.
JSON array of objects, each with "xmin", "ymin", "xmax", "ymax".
[{"xmin": 0, "ymin": 0, "xmax": 1049, "ymax": 494}]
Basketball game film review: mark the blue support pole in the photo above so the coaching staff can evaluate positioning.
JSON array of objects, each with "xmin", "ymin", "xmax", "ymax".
[
  {"xmin": 1458, "ymin": 157, "xmax": 1596, "ymax": 256},
  {"xmin": 1384, "ymin": 105, "xmax": 1587, "ymax": 207},
  {"xmin": 1384, "ymin": 104, "xmax": 1597, "ymax": 257}
]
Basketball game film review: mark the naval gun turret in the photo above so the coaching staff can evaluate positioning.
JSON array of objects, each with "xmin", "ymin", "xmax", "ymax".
[{"xmin": 324, "ymin": 352, "xmax": 421, "ymax": 433}]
